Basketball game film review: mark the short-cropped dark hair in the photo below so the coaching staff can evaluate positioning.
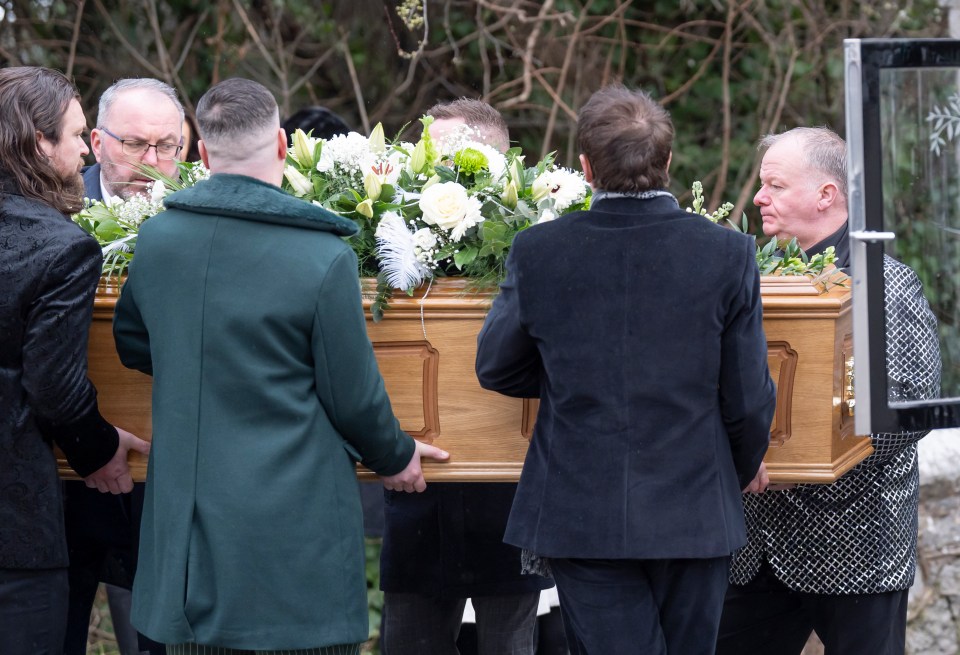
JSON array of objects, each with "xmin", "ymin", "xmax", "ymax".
[
  {"xmin": 577, "ymin": 86, "xmax": 673, "ymax": 192},
  {"xmin": 0, "ymin": 66, "xmax": 85, "ymax": 214},
  {"xmin": 196, "ymin": 78, "xmax": 278, "ymax": 147}
]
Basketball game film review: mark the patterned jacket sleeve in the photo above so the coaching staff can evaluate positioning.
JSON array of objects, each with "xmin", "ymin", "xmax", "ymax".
[{"xmin": 859, "ymin": 256, "xmax": 942, "ymax": 465}]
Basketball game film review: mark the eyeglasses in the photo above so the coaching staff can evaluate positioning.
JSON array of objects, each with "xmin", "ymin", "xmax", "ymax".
[{"xmin": 99, "ymin": 126, "xmax": 183, "ymax": 160}]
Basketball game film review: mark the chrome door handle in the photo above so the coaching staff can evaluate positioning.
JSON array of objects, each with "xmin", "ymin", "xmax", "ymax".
[{"xmin": 850, "ymin": 230, "xmax": 896, "ymax": 242}]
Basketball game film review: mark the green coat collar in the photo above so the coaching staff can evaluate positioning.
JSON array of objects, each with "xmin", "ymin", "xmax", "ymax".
[{"xmin": 165, "ymin": 173, "xmax": 359, "ymax": 237}]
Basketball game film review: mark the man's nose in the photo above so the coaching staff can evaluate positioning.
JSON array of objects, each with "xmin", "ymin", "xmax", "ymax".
[
  {"xmin": 141, "ymin": 146, "xmax": 160, "ymax": 165},
  {"xmin": 753, "ymin": 188, "xmax": 767, "ymax": 207}
]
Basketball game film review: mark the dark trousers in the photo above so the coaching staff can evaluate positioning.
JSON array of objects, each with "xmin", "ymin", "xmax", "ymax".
[
  {"xmin": 716, "ymin": 562, "xmax": 909, "ymax": 655},
  {"xmin": 62, "ymin": 480, "xmax": 164, "ymax": 655},
  {"xmin": 381, "ymin": 591, "xmax": 540, "ymax": 655},
  {"xmin": 0, "ymin": 567, "xmax": 68, "ymax": 655},
  {"xmin": 550, "ymin": 556, "xmax": 730, "ymax": 655}
]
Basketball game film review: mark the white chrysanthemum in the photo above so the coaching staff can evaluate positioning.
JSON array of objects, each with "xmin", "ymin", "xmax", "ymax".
[
  {"xmin": 375, "ymin": 212, "xmax": 432, "ymax": 290},
  {"xmin": 538, "ymin": 208, "xmax": 557, "ymax": 223},
  {"xmin": 466, "ymin": 142, "xmax": 507, "ymax": 180},
  {"xmin": 532, "ymin": 167, "xmax": 588, "ymax": 212},
  {"xmin": 316, "ymin": 132, "xmax": 373, "ymax": 174},
  {"xmin": 449, "ymin": 197, "xmax": 483, "ymax": 242}
]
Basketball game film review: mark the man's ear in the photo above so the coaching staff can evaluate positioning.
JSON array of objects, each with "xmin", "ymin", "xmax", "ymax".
[
  {"xmin": 277, "ymin": 129, "xmax": 288, "ymax": 161},
  {"xmin": 579, "ymin": 153, "xmax": 594, "ymax": 185},
  {"xmin": 666, "ymin": 150, "xmax": 673, "ymax": 174},
  {"xmin": 90, "ymin": 128, "xmax": 104, "ymax": 163},
  {"xmin": 817, "ymin": 181, "xmax": 841, "ymax": 211},
  {"xmin": 198, "ymin": 140, "xmax": 211, "ymax": 169}
]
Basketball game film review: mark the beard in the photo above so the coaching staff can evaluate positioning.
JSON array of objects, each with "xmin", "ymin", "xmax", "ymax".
[{"xmin": 58, "ymin": 166, "xmax": 87, "ymax": 214}]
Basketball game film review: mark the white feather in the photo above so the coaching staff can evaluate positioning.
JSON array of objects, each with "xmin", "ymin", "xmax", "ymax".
[{"xmin": 375, "ymin": 213, "xmax": 430, "ymax": 290}]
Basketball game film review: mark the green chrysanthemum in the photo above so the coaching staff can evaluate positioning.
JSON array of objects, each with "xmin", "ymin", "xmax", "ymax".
[{"xmin": 453, "ymin": 148, "xmax": 489, "ymax": 175}]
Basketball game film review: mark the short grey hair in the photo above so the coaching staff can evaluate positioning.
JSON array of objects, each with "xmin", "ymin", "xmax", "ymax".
[
  {"xmin": 759, "ymin": 126, "xmax": 847, "ymax": 198},
  {"xmin": 97, "ymin": 78, "xmax": 185, "ymax": 128},
  {"xmin": 195, "ymin": 78, "xmax": 278, "ymax": 150}
]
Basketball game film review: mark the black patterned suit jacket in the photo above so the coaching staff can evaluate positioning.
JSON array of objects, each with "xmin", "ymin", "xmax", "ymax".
[
  {"xmin": 730, "ymin": 225, "xmax": 943, "ymax": 594},
  {"xmin": 0, "ymin": 176, "xmax": 118, "ymax": 569}
]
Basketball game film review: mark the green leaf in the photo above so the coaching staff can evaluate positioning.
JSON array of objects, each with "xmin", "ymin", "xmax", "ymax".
[{"xmin": 454, "ymin": 246, "xmax": 479, "ymax": 269}]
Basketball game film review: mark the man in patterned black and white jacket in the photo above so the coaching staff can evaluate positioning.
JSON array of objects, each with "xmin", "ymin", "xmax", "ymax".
[{"xmin": 716, "ymin": 126, "xmax": 942, "ymax": 655}]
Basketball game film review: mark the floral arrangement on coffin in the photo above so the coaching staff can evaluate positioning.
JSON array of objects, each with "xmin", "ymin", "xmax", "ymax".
[
  {"xmin": 73, "ymin": 161, "xmax": 210, "ymax": 278},
  {"xmin": 281, "ymin": 117, "xmax": 590, "ymax": 318},
  {"xmin": 73, "ymin": 126, "xmax": 837, "ymax": 317},
  {"xmin": 687, "ymin": 181, "xmax": 838, "ymax": 278}
]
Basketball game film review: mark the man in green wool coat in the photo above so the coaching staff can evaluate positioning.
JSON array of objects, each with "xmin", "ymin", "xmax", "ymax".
[{"xmin": 113, "ymin": 77, "xmax": 448, "ymax": 655}]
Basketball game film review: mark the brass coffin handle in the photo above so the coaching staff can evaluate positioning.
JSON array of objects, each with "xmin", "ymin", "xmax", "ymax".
[{"xmin": 843, "ymin": 355, "xmax": 856, "ymax": 416}]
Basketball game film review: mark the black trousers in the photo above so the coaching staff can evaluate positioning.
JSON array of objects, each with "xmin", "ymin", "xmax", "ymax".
[
  {"xmin": 716, "ymin": 562, "xmax": 909, "ymax": 655},
  {"xmin": 62, "ymin": 480, "xmax": 164, "ymax": 655},
  {"xmin": 0, "ymin": 567, "xmax": 68, "ymax": 655},
  {"xmin": 550, "ymin": 556, "xmax": 730, "ymax": 655},
  {"xmin": 381, "ymin": 591, "xmax": 540, "ymax": 655}
]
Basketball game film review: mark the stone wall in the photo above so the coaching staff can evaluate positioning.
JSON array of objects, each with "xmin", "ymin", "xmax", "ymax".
[{"xmin": 907, "ymin": 429, "xmax": 960, "ymax": 654}]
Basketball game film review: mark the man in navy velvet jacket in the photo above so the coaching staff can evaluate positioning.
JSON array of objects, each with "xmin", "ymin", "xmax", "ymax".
[
  {"xmin": 475, "ymin": 85, "xmax": 776, "ymax": 654},
  {"xmin": 66, "ymin": 77, "xmax": 184, "ymax": 655}
]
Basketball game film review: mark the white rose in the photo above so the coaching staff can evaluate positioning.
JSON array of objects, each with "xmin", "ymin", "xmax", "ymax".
[
  {"xmin": 413, "ymin": 228, "xmax": 438, "ymax": 251},
  {"xmin": 419, "ymin": 181, "xmax": 473, "ymax": 231}
]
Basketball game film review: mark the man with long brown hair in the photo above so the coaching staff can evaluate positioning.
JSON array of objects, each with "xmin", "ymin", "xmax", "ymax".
[{"xmin": 0, "ymin": 66, "xmax": 149, "ymax": 655}]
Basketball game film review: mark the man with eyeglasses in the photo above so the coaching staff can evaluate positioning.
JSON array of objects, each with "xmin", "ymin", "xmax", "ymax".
[
  {"xmin": 83, "ymin": 78, "xmax": 185, "ymax": 203},
  {"xmin": 65, "ymin": 78, "xmax": 185, "ymax": 655}
]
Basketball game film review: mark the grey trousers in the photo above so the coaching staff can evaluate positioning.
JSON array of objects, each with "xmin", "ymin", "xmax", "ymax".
[{"xmin": 380, "ymin": 591, "xmax": 539, "ymax": 655}]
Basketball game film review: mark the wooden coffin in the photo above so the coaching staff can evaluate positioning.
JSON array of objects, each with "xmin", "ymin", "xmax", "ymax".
[{"xmin": 59, "ymin": 272, "xmax": 869, "ymax": 484}]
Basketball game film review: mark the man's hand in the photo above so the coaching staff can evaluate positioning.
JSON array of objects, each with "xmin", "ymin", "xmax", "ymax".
[
  {"xmin": 742, "ymin": 462, "xmax": 770, "ymax": 494},
  {"xmin": 381, "ymin": 440, "xmax": 450, "ymax": 493},
  {"xmin": 742, "ymin": 462, "xmax": 798, "ymax": 493},
  {"xmin": 84, "ymin": 427, "xmax": 151, "ymax": 494}
]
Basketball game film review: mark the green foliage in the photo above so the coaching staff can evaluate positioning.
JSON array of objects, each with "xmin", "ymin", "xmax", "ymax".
[
  {"xmin": 688, "ymin": 181, "xmax": 838, "ymax": 277},
  {"xmin": 365, "ymin": 538, "xmax": 383, "ymax": 653},
  {"xmin": 756, "ymin": 239, "xmax": 838, "ymax": 278}
]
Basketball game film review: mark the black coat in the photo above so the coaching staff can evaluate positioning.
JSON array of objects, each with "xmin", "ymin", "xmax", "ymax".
[
  {"xmin": 476, "ymin": 195, "xmax": 776, "ymax": 560},
  {"xmin": 380, "ymin": 482, "xmax": 553, "ymax": 598},
  {"xmin": 0, "ymin": 177, "xmax": 118, "ymax": 569}
]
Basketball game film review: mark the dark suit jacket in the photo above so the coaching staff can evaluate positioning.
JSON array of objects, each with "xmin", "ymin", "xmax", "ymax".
[
  {"xmin": 82, "ymin": 163, "xmax": 103, "ymax": 202},
  {"xmin": 476, "ymin": 195, "xmax": 776, "ymax": 560},
  {"xmin": 0, "ymin": 176, "xmax": 118, "ymax": 569}
]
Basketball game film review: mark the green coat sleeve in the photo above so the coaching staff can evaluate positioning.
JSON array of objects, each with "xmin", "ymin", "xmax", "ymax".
[
  {"xmin": 113, "ymin": 267, "xmax": 153, "ymax": 376},
  {"xmin": 312, "ymin": 248, "xmax": 415, "ymax": 476}
]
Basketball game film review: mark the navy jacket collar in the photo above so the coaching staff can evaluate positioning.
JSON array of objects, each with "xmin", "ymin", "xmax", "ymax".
[{"xmin": 588, "ymin": 194, "xmax": 682, "ymax": 216}]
